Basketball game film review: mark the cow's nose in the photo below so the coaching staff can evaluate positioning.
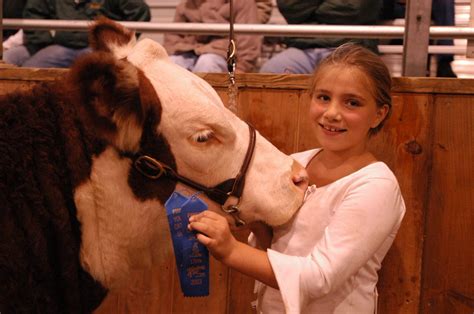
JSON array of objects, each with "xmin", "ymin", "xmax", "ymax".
[{"xmin": 291, "ymin": 160, "xmax": 309, "ymax": 192}]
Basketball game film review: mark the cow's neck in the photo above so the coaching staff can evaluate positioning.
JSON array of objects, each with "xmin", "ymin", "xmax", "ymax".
[{"xmin": 74, "ymin": 147, "xmax": 173, "ymax": 288}]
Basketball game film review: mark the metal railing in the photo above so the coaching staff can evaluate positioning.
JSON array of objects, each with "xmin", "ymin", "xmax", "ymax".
[
  {"xmin": 3, "ymin": 19, "xmax": 474, "ymax": 40},
  {"xmin": 1, "ymin": 0, "xmax": 474, "ymax": 76}
]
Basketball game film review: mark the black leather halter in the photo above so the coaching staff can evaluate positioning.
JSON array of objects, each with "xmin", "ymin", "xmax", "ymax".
[{"xmin": 130, "ymin": 124, "xmax": 256, "ymax": 226}]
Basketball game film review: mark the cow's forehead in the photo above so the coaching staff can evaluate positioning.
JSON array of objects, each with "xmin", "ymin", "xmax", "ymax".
[{"xmin": 126, "ymin": 39, "xmax": 226, "ymax": 122}]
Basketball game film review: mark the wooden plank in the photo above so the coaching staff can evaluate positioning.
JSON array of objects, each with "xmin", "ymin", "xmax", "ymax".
[
  {"xmin": 200, "ymin": 73, "xmax": 312, "ymax": 90},
  {"xmin": 368, "ymin": 93, "xmax": 433, "ymax": 313},
  {"xmin": 201, "ymin": 74, "xmax": 474, "ymax": 95},
  {"xmin": 296, "ymin": 91, "xmax": 318, "ymax": 152},
  {"xmin": 0, "ymin": 67, "xmax": 67, "ymax": 81},
  {"xmin": 2, "ymin": 69, "xmax": 474, "ymax": 95},
  {"xmin": 392, "ymin": 77, "xmax": 474, "ymax": 94},
  {"xmin": 170, "ymin": 258, "xmax": 228, "ymax": 313},
  {"xmin": 420, "ymin": 94, "xmax": 474, "ymax": 314},
  {"xmin": 227, "ymin": 229, "xmax": 256, "ymax": 314},
  {"xmin": 215, "ymin": 86, "xmax": 301, "ymax": 154},
  {"xmin": 239, "ymin": 88, "xmax": 301, "ymax": 154}
]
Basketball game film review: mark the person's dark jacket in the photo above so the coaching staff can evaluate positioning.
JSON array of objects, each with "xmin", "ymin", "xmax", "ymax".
[
  {"xmin": 3, "ymin": 0, "xmax": 27, "ymax": 39},
  {"xmin": 23, "ymin": 0, "xmax": 150, "ymax": 55},
  {"xmin": 277, "ymin": 0, "xmax": 382, "ymax": 52}
]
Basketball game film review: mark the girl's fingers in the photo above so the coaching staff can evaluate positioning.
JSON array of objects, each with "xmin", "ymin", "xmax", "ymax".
[
  {"xmin": 188, "ymin": 220, "xmax": 211, "ymax": 235},
  {"xmin": 195, "ymin": 232, "xmax": 212, "ymax": 246},
  {"xmin": 189, "ymin": 210, "xmax": 225, "ymax": 223}
]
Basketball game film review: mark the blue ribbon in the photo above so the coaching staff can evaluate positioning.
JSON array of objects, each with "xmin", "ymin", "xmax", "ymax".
[{"xmin": 164, "ymin": 191, "xmax": 209, "ymax": 297}]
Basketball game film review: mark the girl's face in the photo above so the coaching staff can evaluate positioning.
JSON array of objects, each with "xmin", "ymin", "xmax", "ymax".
[{"xmin": 309, "ymin": 65, "xmax": 388, "ymax": 156}]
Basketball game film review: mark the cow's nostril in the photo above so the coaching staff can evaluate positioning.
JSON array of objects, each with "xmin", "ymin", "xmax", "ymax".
[
  {"xmin": 291, "ymin": 162, "xmax": 309, "ymax": 191},
  {"xmin": 293, "ymin": 172, "xmax": 309, "ymax": 191}
]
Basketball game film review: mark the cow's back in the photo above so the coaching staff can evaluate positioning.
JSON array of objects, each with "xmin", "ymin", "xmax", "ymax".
[{"xmin": 0, "ymin": 82, "xmax": 107, "ymax": 313}]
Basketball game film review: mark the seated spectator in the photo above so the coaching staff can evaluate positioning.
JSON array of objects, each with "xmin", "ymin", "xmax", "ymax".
[
  {"xmin": 3, "ymin": 0, "xmax": 150, "ymax": 68},
  {"xmin": 259, "ymin": 0, "xmax": 382, "ymax": 74},
  {"xmin": 163, "ymin": 0, "xmax": 263, "ymax": 73}
]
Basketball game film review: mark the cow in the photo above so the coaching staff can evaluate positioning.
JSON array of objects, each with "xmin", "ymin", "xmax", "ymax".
[{"xmin": 0, "ymin": 18, "xmax": 308, "ymax": 313}]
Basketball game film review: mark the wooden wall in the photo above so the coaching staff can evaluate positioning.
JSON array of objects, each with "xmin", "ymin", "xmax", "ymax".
[{"xmin": 0, "ymin": 68, "xmax": 472, "ymax": 313}]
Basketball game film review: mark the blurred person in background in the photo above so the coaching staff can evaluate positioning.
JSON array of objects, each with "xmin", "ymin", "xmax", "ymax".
[
  {"xmin": 3, "ymin": 0, "xmax": 150, "ymax": 68},
  {"xmin": 259, "ymin": 0, "xmax": 382, "ymax": 74},
  {"xmin": 163, "ymin": 0, "xmax": 262, "ymax": 73},
  {"xmin": 255, "ymin": 0, "xmax": 273, "ymax": 24}
]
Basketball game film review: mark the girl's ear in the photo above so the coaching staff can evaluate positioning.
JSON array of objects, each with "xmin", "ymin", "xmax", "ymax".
[{"xmin": 371, "ymin": 104, "xmax": 390, "ymax": 129}]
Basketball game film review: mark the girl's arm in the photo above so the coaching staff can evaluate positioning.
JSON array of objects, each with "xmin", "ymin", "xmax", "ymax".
[{"xmin": 189, "ymin": 211, "xmax": 279, "ymax": 289}]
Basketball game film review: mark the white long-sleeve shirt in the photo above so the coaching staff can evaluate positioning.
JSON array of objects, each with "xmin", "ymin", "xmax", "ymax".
[{"xmin": 255, "ymin": 149, "xmax": 406, "ymax": 313}]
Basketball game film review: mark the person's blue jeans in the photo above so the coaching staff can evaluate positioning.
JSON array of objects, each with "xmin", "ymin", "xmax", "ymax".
[
  {"xmin": 3, "ymin": 44, "xmax": 91, "ymax": 68},
  {"xmin": 259, "ymin": 47, "xmax": 334, "ymax": 74},
  {"xmin": 170, "ymin": 52, "xmax": 227, "ymax": 72}
]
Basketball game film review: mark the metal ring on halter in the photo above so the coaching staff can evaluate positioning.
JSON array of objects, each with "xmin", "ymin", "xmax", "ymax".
[
  {"xmin": 222, "ymin": 200, "xmax": 241, "ymax": 214},
  {"xmin": 224, "ymin": 205, "xmax": 246, "ymax": 227},
  {"xmin": 227, "ymin": 39, "xmax": 236, "ymax": 74},
  {"xmin": 222, "ymin": 199, "xmax": 246, "ymax": 227},
  {"xmin": 227, "ymin": 39, "xmax": 236, "ymax": 60}
]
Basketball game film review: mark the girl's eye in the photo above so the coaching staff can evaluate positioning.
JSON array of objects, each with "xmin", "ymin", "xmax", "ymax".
[
  {"xmin": 193, "ymin": 130, "xmax": 214, "ymax": 143},
  {"xmin": 316, "ymin": 94, "xmax": 330, "ymax": 102},
  {"xmin": 347, "ymin": 99, "xmax": 361, "ymax": 107}
]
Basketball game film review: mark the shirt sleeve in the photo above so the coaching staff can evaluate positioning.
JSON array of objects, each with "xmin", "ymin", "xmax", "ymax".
[
  {"xmin": 23, "ymin": 0, "xmax": 54, "ymax": 54},
  {"xmin": 267, "ymin": 176, "xmax": 405, "ymax": 311}
]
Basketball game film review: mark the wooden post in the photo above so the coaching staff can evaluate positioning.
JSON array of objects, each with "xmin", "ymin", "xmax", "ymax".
[
  {"xmin": 402, "ymin": 0, "xmax": 433, "ymax": 76},
  {"xmin": 467, "ymin": 0, "xmax": 474, "ymax": 58}
]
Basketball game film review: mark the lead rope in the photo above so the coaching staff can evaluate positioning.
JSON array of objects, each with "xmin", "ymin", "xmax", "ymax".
[{"xmin": 226, "ymin": 0, "xmax": 238, "ymax": 114}]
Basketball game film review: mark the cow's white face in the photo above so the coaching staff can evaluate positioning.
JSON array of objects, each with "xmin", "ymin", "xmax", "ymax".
[
  {"xmin": 72, "ymin": 19, "xmax": 307, "ymax": 289},
  {"xmin": 125, "ymin": 38, "xmax": 307, "ymax": 225}
]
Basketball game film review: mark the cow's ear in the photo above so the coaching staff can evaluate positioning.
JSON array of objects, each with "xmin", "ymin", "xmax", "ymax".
[
  {"xmin": 68, "ymin": 52, "xmax": 149, "ymax": 152},
  {"xmin": 89, "ymin": 17, "xmax": 136, "ymax": 58}
]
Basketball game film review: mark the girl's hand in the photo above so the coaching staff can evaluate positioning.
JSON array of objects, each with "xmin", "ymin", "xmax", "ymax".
[
  {"xmin": 188, "ymin": 210, "xmax": 238, "ymax": 262},
  {"xmin": 190, "ymin": 211, "xmax": 279, "ymax": 289}
]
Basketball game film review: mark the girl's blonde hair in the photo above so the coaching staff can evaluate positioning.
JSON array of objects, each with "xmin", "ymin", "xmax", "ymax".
[{"xmin": 310, "ymin": 43, "xmax": 392, "ymax": 135}]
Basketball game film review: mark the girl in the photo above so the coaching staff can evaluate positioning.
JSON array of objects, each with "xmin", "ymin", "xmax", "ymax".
[{"xmin": 189, "ymin": 43, "xmax": 406, "ymax": 313}]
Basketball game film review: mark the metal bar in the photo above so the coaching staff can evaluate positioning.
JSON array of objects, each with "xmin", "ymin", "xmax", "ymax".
[
  {"xmin": 379, "ymin": 45, "xmax": 468, "ymax": 54},
  {"xmin": 3, "ymin": 19, "xmax": 474, "ymax": 39},
  {"xmin": 146, "ymin": 1, "xmax": 467, "ymax": 9},
  {"xmin": 403, "ymin": 0, "xmax": 433, "ymax": 76}
]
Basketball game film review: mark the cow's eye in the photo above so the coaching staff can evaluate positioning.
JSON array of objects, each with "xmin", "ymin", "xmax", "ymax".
[{"xmin": 193, "ymin": 130, "xmax": 214, "ymax": 143}]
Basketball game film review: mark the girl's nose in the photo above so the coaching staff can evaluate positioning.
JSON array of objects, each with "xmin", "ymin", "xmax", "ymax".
[{"xmin": 323, "ymin": 101, "xmax": 341, "ymax": 121}]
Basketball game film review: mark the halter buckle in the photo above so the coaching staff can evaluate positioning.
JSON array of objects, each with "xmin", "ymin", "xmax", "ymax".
[
  {"xmin": 222, "ymin": 204, "xmax": 246, "ymax": 227},
  {"xmin": 134, "ymin": 155, "xmax": 166, "ymax": 179}
]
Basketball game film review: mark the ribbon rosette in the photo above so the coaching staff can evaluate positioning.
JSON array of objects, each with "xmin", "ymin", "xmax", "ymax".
[{"xmin": 165, "ymin": 191, "xmax": 209, "ymax": 297}]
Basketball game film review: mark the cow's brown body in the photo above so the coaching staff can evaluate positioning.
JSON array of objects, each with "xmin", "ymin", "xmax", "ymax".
[{"xmin": 0, "ymin": 82, "xmax": 108, "ymax": 312}]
